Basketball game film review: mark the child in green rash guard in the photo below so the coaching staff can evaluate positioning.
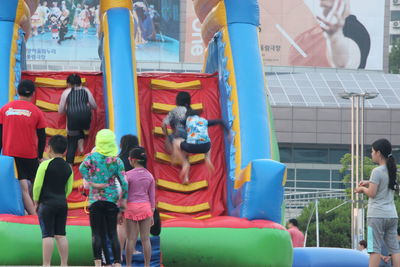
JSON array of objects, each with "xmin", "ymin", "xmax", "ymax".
[{"xmin": 33, "ymin": 135, "xmax": 73, "ymax": 266}]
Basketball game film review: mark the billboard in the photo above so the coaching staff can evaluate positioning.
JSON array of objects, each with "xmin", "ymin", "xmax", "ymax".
[
  {"xmin": 183, "ymin": 0, "xmax": 204, "ymax": 63},
  {"xmin": 184, "ymin": 0, "xmax": 385, "ymax": 70},
  {"xmin": 27, "ymin": 0, "xmax": 180, "ymax": 62}
]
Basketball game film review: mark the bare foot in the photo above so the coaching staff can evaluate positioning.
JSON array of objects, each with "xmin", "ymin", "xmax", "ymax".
[{"xmin": 180, "ymin": 163, "xmax": 190, "ymax": 184}]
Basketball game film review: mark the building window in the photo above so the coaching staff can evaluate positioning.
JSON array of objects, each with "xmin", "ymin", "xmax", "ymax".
[
  {"xmin": 296, "ymin": 169, "xmax": 330, "ymax": 181},
  {"xmin": 279, "ymin": 147, "xmax": 292, "ymax": 162},
  {"xmin": 329, "ymin": 149, "xmax": 349, "ymax": 164},
  {"xmin": 293, "ymin": 148, "xmax": 329, "ymax": 164}
]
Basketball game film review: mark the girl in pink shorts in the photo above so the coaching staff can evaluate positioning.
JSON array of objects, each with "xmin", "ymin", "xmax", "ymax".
[{"xmin": 124, "ymin": 147, "xmax": 155, "ymax": 267}]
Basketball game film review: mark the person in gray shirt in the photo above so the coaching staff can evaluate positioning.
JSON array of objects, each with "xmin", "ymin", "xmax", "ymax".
[{"xmin": 355, "ymin": 138, "xmax": 400, "ymax": 267}]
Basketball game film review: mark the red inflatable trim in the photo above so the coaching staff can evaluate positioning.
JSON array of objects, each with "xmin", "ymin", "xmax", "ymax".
[
  {"xmin": 0, "ymin": 214, "xmax": 90, "ymax": 226},
  {"xmin": 162, "ymin": 216, "xmax": 287, "ymax": 230}
]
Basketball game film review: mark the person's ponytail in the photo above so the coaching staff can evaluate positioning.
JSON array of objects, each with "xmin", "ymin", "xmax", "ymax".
[
  {"xmin": 372, "ymin": 138, "xmax": 398, "ymax": 191},
  {"xmin": 387, "ymin": 154, "xmax": 398, "ymax": 191}
]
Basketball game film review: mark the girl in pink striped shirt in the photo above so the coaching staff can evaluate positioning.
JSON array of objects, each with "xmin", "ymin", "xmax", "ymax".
[{"xmin": 124, "ymin": 147, "xmax": 155, "ymax": 267}]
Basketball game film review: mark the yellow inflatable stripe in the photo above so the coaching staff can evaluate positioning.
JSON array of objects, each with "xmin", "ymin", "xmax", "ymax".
[
  {"xmin": 34, "ymin": 77, "xmax": 87, "ymax": 88},
  {"xmin": 68, "ymin": 201, "xmax": 87, "ymax": 209},
  {"xmin": 46, "ymin": 128, "xmax": 67, "ymax": 136},
  {"xmin": 8, "ymin": 23, "xmax": 19, "ymax": 102},
  {"xmin": 100, "ymin": 0, "xmax": 132, "ymax": 15},
  {"xmin": 73, "ymin": 179, "xmax": 83, "ymax": 189},
  {"xmin": 155, "ymin": 152, "xmax": 205, "ymax": 165},
  {"xmin": 157, "ymin": 201, "xmax": 210, "ymax": 213},
  {"xmin": 152, "ymin": 102, "xmax": 203, "ymax": 114},
  {"xmin": 201, "ymin": 1, "xmax": 226, "ymax": 45},
  {"xmin": 159, "ymin": 212, "xmax": 212, "ymax": 220},
  {"xmin": 150, "ymin": 79, "xmax": 201, "ymax": 90},
  {"xmin": 159, "ymin": 213, "xmax": 175, "ymax": 220},
  {"xmin": 157, "ymin": 178, "xmax": 208, "ymax": 192},
  {"xmin": 36, "ymin": 100, "xmax": 59, "ymax": 112},
  {"xmin": 195, "ymin": 214, "xmax": 212, "ymax": 220},
  {"xmin": 103, "ymin": 13, "xmax": 115, "ymax": 132},
  {"xmin": 221, "ymin": 27, "xmax": 242, "ymax": 179},
  {"xmin": 43, "ymin": 152, "xmax": 85, "ymax": 164},
  {"xmin": 282, "ymin": 168, "xmax": 288, "ymax": 186},
  {"xmin": 234, "ymin": 162, "xmax": 252, "ymax": 190},
  {"xmin": 45, "ymin": 128, "xmax": 89, "ymax": 137},
  {"xmin": 153, "ymin": 127, "xmax": 172, "ymax": 136}
]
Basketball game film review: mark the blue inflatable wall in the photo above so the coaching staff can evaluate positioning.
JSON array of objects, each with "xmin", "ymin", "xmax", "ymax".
[{"xmin": 0, "ymin": 156, "xmax": 24, "ymax": 215}]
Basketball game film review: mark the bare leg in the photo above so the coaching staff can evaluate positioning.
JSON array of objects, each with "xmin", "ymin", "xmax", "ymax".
[
  {"xmin": 125, "ymin": 220, "xmax": 139, "ymax": 267},
  {"xmin": 172, "ymin": 139, "xmax": 190, "ymax": 184},
  {"xmin": 164, "ymin": 137, "xmax": 172, "ymax": 154},
  {"xmin": 77, "ymin": 138, "xmax": 84, "ymax": 154},
  {"xmin": 20, "ymin": 180, "xmax": 36, "ymax": 215},
  {"xmin": 138, "ymin": 218, "xmax": 152, "ymax": 267},
  {"xmin": 392, "ymin": 253, "xmax": 400, "ymax": 267},
  {"xmin": 42, "ymin": 237, "xmax": 54, "ymax": 266},
  {"xmin": 55, "ymin": 235, "xmax": 68, "ymax": 266},
  {"xmin": 94, "ymin": 259, "xmax": 102, "ymax": 266},
  {"xmin": 369, "ymin": 253, "xmax": 381, "ymax": 267},
  {"xmin": 204, "ymin": 150, "xmax": 215, "ymax": 173},
  {"xmin": 117, "ymin": 222, "xmax": 126, "ymax": 260}
]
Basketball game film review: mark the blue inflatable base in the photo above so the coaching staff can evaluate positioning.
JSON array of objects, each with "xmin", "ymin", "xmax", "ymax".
[
  {"xmin": 293, "ymin": 247, "xmax": 369, "ymax": 267},
  {"xmin": 0, "ymin": 156, "xmax": 24, "ymax": 215},
  {"xmin": 107, "ymin": 235, "xmax": 161, "ymax": 266}
]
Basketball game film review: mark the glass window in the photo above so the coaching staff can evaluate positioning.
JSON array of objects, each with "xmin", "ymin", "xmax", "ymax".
[
  {"xmin": 287, "ymin": 168, "xmax": 295, "ymax": 179},
  {"xmin": 294, "ymin": 148, "xmax": 328, "ymax": 163},
  {"xmin": 329, "ymin": 149, "xmax": 349, "ymax": 164},
  {"xmin": 280, "ymin": 147, "xmax": 292, "ymax": 163},
  {"xmin": 392, "ymin": 11, "xmax": 400, "ymax": 21},
  {"xmin": 332, "ymin": 182, "xmax": 346, "ymax": 189},
  {"xmin": 296, "ymin": 169, "xmax": 330, "ymax": 181},
  {"xmin": 331, "ymin": 170, "xmax": 345, "ymax": 181},
  {"xmin": 296, "ymin": 181, "xmax": 330, "ymax": 189},
  {"xmin": 285, "ymin": 181, "xmax": 295, "ymax": 187}
]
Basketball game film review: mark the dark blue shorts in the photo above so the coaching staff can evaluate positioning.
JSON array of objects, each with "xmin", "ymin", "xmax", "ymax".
[{"xmin": 38, "ymin": 203, "xmax": 68, "ymax": 238}]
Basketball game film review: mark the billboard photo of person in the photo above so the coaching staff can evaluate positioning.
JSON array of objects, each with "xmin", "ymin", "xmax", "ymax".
[
  {"xmin": 132, "ymin": 0, "xmax": 180, "ymax": 62},
  {"xmin": 27, "ymin": 0, "xmax": 101, "ymax": 61},
  {"xmin": 289, "ymin": 0, "xmax": 371, "ymax": 69},
  {"xmin": 27, "ymin": 0, "xmax": 180, "ymax": 62},
  {"xmin": 258, "ymin": 0, "xmax": 383, "ymax": 70}
]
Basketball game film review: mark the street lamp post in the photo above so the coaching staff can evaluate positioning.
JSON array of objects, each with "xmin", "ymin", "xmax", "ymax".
[{"xmin": 339, "ymin": 92, "xmax": 378, "ymax": 249}]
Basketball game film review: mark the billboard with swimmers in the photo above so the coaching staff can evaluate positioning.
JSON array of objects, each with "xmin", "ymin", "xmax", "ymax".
[
  {"xmin": 27, "ymin": 0, "xmax": 180, "ymax": 62},
  {"xmin": 184, "ymin": 0, "xmax": 385, "ymax": 70}
]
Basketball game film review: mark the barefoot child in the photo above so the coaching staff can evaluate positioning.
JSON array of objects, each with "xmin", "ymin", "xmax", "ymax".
[
  {"xmin": 162, "ymin": 92, "xmax": 191, "ymax": 155},
  {"xmin": 33, "ymin": 135, "xmax": 73, "ymax": 266},
  {"xmin": 173, "ymin": 109, "xmax": 230, "ymax": 184},
  {"xmin": 125, "ymin": 147, "xmax": 155, "ymax": 267}
]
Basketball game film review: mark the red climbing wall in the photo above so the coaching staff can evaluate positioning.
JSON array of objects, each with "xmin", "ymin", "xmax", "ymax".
[
  {"xmin": 137, "ymin": 73, "xmax": 227, "ymax": 219},
  {"xmin": 22, "ymin": 71, "xmax": 105, "ymax": 216}
]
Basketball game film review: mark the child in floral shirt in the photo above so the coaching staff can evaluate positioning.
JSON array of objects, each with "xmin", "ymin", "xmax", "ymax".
[{"xmin": 79, "ymin": 129, "xmax": 128, "ymax": 267}]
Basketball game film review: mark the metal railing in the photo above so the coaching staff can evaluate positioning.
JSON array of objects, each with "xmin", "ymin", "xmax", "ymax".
[{"xmin": 285, "ymin": 188, "xmax": 347, "ymax": 209}]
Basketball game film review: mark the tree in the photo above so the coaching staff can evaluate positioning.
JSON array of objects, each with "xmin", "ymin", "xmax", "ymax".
[
  {"xmin": 389, "ymin": 39, "xmax": 400, "ymax": 74},
  {"xmin": 297, "ymin": 199, "xmax": 351, "ymax": 248},
  {"xmin": 339, "ymin": 153, "xmax": 375, "ymax": 196}
]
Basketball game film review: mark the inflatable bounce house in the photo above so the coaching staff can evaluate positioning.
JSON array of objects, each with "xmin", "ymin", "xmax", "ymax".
[{"xmin": 0, "ymin": 0, "xmax": 369, "ymax": 266}]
